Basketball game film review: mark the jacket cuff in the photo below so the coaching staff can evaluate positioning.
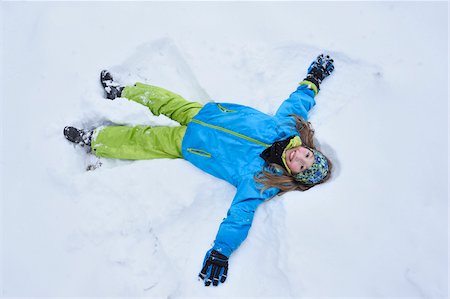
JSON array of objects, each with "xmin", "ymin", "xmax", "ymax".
[{"xmin": 299, "ymin": 80, "xmax": 319, "ymax": 96}]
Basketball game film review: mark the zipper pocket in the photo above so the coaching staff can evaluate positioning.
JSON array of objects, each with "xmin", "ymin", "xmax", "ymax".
[
  {"xmin": 187, "ymin": 148, "xmax": 212, "ymax": 158},
  {"xmin": 217, "ymin": 103, "xmax": 237, "ymax": 113}
]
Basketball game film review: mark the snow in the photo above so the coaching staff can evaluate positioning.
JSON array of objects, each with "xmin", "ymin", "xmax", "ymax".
[{"xmin": 1, "ymin": 1, "xmax": 448, "ymax": 298}]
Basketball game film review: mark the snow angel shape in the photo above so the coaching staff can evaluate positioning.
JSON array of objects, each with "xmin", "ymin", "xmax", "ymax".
[{"xmin": 63, "ymin": 54, "xmax": 335, "ymax": 287}]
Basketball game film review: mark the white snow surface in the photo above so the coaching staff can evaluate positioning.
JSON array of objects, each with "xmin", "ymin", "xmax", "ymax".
[{"xmin": 1, "ymin": 2, "xmax": 448, "ymax": 298}]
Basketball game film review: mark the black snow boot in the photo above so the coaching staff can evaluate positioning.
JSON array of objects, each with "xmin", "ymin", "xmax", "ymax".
[
  {"xmin": 100, "ymin": 70, "xmax": 124, "ymax": 100},
  {"xmin": 63, "ymin": 126, "xmax": 93, "ymax": 147}
]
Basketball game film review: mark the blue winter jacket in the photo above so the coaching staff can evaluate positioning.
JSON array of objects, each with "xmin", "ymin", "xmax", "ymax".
[{"xmin": 181, "ymin": 83, "xmax": 316, "ymax": 257}]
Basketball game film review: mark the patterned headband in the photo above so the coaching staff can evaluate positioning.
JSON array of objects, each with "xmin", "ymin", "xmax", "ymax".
[{"xmin": 294, "ymin": 149, "xmax": 329, "ymax": 185}]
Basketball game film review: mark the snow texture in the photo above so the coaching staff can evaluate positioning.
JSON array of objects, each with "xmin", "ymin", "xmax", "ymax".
[{"xmin": 1, "ymin": 2, "xmax": 448, "ymax": 298}]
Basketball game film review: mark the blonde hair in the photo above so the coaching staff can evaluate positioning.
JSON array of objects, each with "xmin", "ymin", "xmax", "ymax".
[{"xmin": 254, "ymin": 115, "xmax": 333, "ymax": 195}]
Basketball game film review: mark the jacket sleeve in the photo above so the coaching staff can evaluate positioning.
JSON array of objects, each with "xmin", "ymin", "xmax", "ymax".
[
  {"xmin": 274, "ymin": 82, "xmax": 317, "ymax": 121},
  {"xmin": 211, "ymin": 176, "xmax": 279, "ymax": 257}
]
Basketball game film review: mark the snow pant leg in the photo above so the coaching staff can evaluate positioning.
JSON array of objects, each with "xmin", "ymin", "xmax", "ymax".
[
  {"xmin": 91, "ymin": 125, "xmax": 186, "ymax": 160},
  {"xmin": 121, "ymin": 82, "xmax": 204, "ymax": 125}
]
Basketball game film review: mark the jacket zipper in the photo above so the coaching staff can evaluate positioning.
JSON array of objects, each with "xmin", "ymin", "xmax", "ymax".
[{"xmin": 191, "ymin": 119, "xmax": 271, "ymax": 148}]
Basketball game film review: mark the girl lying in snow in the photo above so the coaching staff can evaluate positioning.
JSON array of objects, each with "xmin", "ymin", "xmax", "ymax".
[{"xmin": 64, "ymin": 54, "xmax": 335, "ymax": 287}]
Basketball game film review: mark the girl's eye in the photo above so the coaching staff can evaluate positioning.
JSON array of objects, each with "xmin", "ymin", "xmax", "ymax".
[{"xmin": 300, "ymin": 165, "xmax": 304, "ymax": 170}]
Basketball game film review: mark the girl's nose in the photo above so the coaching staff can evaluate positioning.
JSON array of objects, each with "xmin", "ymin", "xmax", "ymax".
[{"xmin": 298, "ymin": 153, "xmax": 306, "ymax": 164}]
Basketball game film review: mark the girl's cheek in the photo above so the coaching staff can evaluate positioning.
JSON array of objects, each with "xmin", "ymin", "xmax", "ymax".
[
  {"xmin": 290, "ymin": 161, "xmax": 299, "ymax": 173},
  {"xmin": 287, "ymin": 161, "xmax": 293, "ymax": 172}
]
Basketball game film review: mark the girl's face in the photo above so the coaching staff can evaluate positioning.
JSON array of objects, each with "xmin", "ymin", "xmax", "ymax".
[{"xmin": 285, "ymin": 146, "xmax": 314, "ymax": 174}]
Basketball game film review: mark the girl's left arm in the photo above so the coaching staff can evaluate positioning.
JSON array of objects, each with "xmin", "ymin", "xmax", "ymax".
[{"xmin": 198, "ymin": 176, "xmax": 278, "ymax": 286}]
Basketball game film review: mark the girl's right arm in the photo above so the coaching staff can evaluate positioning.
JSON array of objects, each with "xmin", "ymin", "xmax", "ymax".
[
  {"xmin": 274, "ymin": 83, "xmax": 317, "ymax": 121},
  {"xmin": 274, "ymin": 54, "xmax": 334, "ymax": 121}
]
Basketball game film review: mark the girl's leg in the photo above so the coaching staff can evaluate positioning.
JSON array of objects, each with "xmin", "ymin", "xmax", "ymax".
[
  {"xmin": 122, "ymin": 83, "xmax": 204, "ymax": 125},
  {"xmin": 91, "ymin": 125, "xmax": 186, "ymax": 160}
]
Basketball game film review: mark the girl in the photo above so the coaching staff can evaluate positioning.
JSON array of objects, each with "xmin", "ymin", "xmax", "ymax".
[{"xmin": 64, "ymin": 54, "xmax": 334, "ymax": 287}]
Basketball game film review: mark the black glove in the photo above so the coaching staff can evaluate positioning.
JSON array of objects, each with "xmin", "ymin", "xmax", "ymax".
[
  {"xmin": 304, "ymin": 54, "xmax": 334, "ymax": 91},
  {"xmin": 198, "ymin": 249, "xmax": 229, "ymax": 286}
]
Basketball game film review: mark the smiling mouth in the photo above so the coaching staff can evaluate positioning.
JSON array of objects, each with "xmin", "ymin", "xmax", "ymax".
[{"xmin": 289, "ymin": 150, "xmax": 294, "ymax": 162}]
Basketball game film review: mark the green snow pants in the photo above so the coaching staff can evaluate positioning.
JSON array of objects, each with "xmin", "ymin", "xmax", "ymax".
[{"xmin": 91, "ymin": 83, "xmax": 204, "ymax": 160}]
